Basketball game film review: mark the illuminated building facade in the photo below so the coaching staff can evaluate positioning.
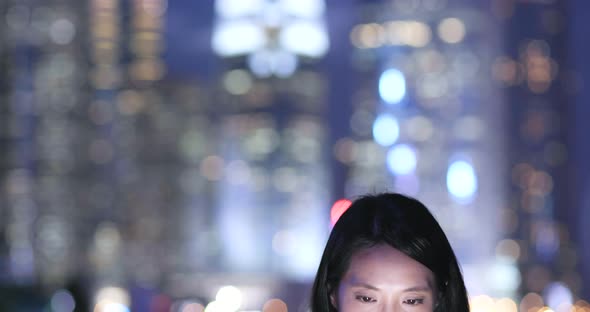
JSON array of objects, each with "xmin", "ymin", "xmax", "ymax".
[
  {"xmin": 1, "ymin": 0, "xmax": 89, "ymax": 288},
  {"xmin": 0, "ymin": 0, "xmax": 179, "ymax": 309},
  {"xmin": 340, "ymin": 0, "xmax": 510, "ymax": 298},
  {"xmin": 499, "ymin": 0, "xmax": 587, "ymax": 308},
  {"xmin": 337, "ymin": 0, "xmax": 589, "ymax": 308},
  {"xmin": 210, "ymin": 0, "xmax": 331, "ymax": 282}
]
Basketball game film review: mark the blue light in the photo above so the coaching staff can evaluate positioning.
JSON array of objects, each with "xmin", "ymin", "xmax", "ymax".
[
  {"xmin": 386, "ymin": 144, "xmax": 417, "ymax": 175},
  {"xmin": 544, "ymin": 282, "xmax": 573, "ymax": 310},
  {"xmin": 446, "ymin": 160, "xmax": 477, "ymax": 201},
  {"xmin": 379, "ymin": 69, "xmax": 406, "ymax": 104},
  {"xmin": 372, "ymin": 114, "xmax": 400, "ymax": 146}
]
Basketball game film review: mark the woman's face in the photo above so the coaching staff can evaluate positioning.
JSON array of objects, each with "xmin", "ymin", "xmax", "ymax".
[{"xmin": 331, "ymin": 244, "xmax": 437, "ymax": 312}]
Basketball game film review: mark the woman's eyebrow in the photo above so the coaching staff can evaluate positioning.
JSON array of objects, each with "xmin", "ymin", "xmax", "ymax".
[
  {"xmin": 349, "ymin": 282, "xmax": 380, "ymax": 291},
  {"xmin": 403, "ymin": 286, "xmax": 431, "ymax": 292}
]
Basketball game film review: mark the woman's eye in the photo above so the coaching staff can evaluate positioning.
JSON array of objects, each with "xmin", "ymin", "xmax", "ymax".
[
  {"xmin": 355, "ymin": 295, "xmax": 376, "ymax": 303},
  {"xmin": 403, "ymin": 298, "xmax": 424, "ymax": 305}
]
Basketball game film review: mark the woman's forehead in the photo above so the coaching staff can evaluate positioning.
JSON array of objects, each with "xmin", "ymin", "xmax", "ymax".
[{"xmin": 342, "ymin": 244, "xmax": 436, "ymax": 287}]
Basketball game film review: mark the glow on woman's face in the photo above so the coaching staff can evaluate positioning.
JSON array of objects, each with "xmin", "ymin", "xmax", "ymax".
[{"xmin": 331, "ymin": 244, "xmax": 437, "ymax": 312}]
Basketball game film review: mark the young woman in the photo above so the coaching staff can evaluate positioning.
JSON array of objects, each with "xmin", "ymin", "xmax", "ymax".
[{"xmin": 310, "ymin": 193, "xmax": 469, "ymax": 312}]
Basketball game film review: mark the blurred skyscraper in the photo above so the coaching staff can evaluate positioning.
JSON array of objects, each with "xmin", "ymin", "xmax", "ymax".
[
  {"xmin": 338, "ymin": 0, "xmax": 510, "ymax": 298},
  {"xmin": 210, "ymin": 0, "xmax": 331, "ymax": 279},
  {"xmin": 501, "ymin": 0, "xmax": 585, "ymax": 308}
]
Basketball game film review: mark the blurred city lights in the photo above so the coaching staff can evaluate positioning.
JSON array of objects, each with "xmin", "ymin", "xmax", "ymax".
[
  {"xmin": 544, "ymin": 282, "xmax": 574, "ymax": 310},
  {"xmin": 372, "ymin": 114, "xmax": 400, "ymax": 146},
  {"xmin": 248, "ymin": 50, "xmax": 298, "ymax": 78},
  {"xmin": 489, "ymin": 260, "xmax": 521, "ymax": 292},
  {"xmin": 446, "ymin": 160, "xmax": 478, "ymax": 201},
  {"xmin": 272, "ymin": 230, "xmax": 297, "ymax": 255},
  {"xmin": 469, "ymin": 295, "xmax": 495, "ymax": 312},
  {"xmin": 438, "ymin": 17, "xmax": 466, "ymax": 44},
  {"xmin": 0, "ymin": 0, "xmax": 586, "ymax": 308},
  {"xmin": 386, "ymin": 144, "xmax": 417, "ymax": 175},
  {"xmin": 204, "ymin": 301, "xmax": 224, "ymax": 312},
  {"xmin": 405, "ymin": 116, "xmax": 434, "ymax": 142},
  {"xmin": 495, "ymin": 239, "xmax": 521, "ymax": 262},
  {"xmin": 520, "ymin": 292, "xmax": 545, "ymax": 312},
  {"xmin": 262, "ymin": 299, "xmax": 288, "ymax": 312},
  {"xmin": 385, "ymin": 20, "xmax": 431, "ymax": 47},
  {"xmin": 279, "ymin": 20, "xmax": 329, "ymax": 58},
  {"xmin": 212, "ymin": 20, "xmax": 267, "ymax": 57},
  {"xmin": 280, "ymin": 0, "xmax": 325, "ymax": 18},
  {"xmin": 213, "ymin": 0, "xmax": 328, "ymax": 76},
  {"xmin": 93, "ymin": 287, "xmax": 131, "ymax": 312},
  {"xmin": 180, "ymin": 302, "xmax": 206, "ymax": 312},
  {"xmin": 223, "ymin": 69, "xmax": 253, "ymax": 95},
  {"xmin": 50, "ymin": 19, "xmax": 76, "ymax": 45},
  {"xmin": 495, "ymin": 298, "xmax": 518, "ymax": 312},
  {"xmin": 469, "ymin": 295, "xmax": 518, "ymax": 312},
  {"xmin": 349, "ymin": 23, "xmax": 385, "ymax": 49},
  {"xmin": 50, "ymin": 289, "xmax": 76, "ymax": 312},
  {"xmin": 453, "ymin": 116, "xmax": 486, "ymax": 141},
  {"xmin": 215, "ymin": 286, "xmax": 243, "ymax": 312},
  {"xmin": 94, "ymin": 302, "xmax": 130, "ymax": 312},
  {"xmin": 330, "ymin": 198, "xmax": 352, "ymax": 226},
  {"xmin": 379, "ymin": 69, "xmax": 406, "ymax": 104},
  {"xmin": 215, "ymin": 0, "xmax": 265, "ymax": 18},
  {"xmin": 350, "ymin": 20, "xmax": 435, "ymax": 48}
]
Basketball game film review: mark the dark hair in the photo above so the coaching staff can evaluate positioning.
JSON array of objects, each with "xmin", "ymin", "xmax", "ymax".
[{"xmin": 310, "ymin": 193, "xmax": 469, "ymax": 312}]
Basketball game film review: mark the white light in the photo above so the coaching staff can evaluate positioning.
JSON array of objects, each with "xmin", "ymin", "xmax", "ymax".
[
  {"xmin": 280, "ymin": 0, "xmax": 325, "ymax": 18},
  {"xmin": 93, "ymin": 287, "xmax": 130, "ymax": 312},
  {"xmin": 248, "ymin": 51, "xmax": 273, "ymax": 77},
  {"xmin": 214, "ymin": 286, "xmax": 242, "ymax": 312},
  {"xmin": 212, "ymin": 20, "xmax": 266, "ymax": 56},
  {"xmin": 544, "ymin": 282, "xmax": 573, "ymax": 309},
  {"xmin": 379, "ymin": 69, "xmax": 406, "ymax": 104},
  {"xmin": 446, "ymin": 160, "xmax": 477, "ymax": 201},
  {"xmin": 101, "ymin": 303, "xmax": 130, "ymax": 312},
  {"xmin": 273, "ymin": 51, "xmax": 298, "ymax": 77},
  {"xmin": 372, "ymin": 114, "xmax": 400, "ymax": 146},
  {"xmin": 215, "ymin": 0, "xmax": 265, "ymax": 18},
  {"xmin": 279, "ymin": 20, "xmax": 329, "ymax": 58},
  {"xmin": 489, "ymin": 261, "xmax": 521, "ymax": 292},
  {"xmin": 248, "ymin": 50, "xmax": 298, "ymax": 78},
  {"xmin": 262, "ymin": 2, "xmax": 283, "ymax": 27},
  {"xmin": 204, "ymin": 301, "xmax": 223, "ymax": 312},
  {"xmin": 386, "ymin": 144, "xmax": 417, "ymax": 175}
]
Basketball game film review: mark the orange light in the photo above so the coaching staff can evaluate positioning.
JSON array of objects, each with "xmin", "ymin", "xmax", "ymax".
[{"xmin": 330, "ymin": 199, "xmax": 352, "ymax": 226}]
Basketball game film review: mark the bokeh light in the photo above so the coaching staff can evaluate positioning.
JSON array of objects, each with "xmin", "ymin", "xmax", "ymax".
[
  {"xmin": 372, "ymin": 114, "xmax": 400, "ymax": 146},
  {"xmin": 51, "ymin": 289, "xmax": 76, "ymax": 312},
  {"xmin": 386, "ymin": 144, "xmax": 417, "ymax": 175},
  {"xmin": 330, "ymin": 198, "xmax": 352, "ymax": 226},
  {"xmin": 94, "ymin": 287, "xmax": 130, "ymax": 312},
  {"xmin": 446, "ymin": 159, "xmax": 478, "ymax": 201},
  {"xmin": 379, "ymin": 68, "xmax": 406, "ymax": 104},
  {"xmin": 215, "ymin": 286, "xmax": 243, "ymax": 312},
  {"xmin": 438, "ymin": 17, "xmax": 466, "ymax": 44},
  {"xmin": 544, "ymin": 282, "xmax": 574, "ymax": 310}
]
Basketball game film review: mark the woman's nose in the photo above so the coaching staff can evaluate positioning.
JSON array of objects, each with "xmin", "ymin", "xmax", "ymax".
[{"xmin": 380, "ymin": 303, "xmax": 402, "ymax": 312}]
